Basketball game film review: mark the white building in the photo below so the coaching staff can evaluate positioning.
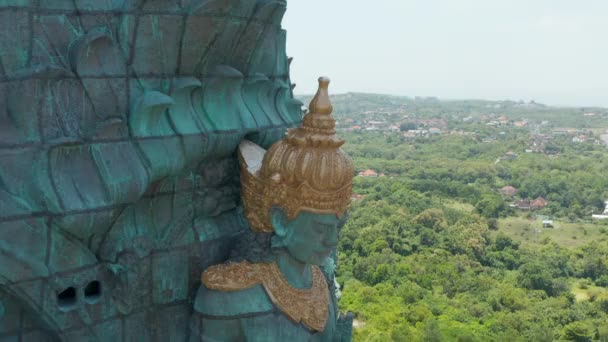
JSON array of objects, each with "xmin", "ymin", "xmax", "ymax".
[{"xmin": 592, "ymin": 201, "xmax": 608, "ymax": 220}]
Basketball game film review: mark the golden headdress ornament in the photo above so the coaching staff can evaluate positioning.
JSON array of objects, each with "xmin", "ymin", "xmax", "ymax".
[{"xmin": 239, "ymin": 77, "xmax": 354, "ymax": 232}]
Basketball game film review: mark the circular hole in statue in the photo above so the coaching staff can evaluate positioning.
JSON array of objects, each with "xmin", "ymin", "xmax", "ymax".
[
  {"xmin": 57, "ymin": 287, "xmax": 77, "ymax": 311},
  {"xmin": 84, "ymin": 281, "xmax": 102, "ymax": 304}
]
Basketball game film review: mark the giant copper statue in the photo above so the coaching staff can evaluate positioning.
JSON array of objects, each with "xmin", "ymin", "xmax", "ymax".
[
  {"xmin": 0, "ymin": 0, "xmax": 353, "ymax": 340},
  {"xmin": 194, "ymin": 77, "xmax": 353, "ymax": 341}
]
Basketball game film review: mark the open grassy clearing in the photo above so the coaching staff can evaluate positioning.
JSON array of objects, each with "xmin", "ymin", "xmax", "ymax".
[
  {"xmin": 443, "ymin": 200, "xmax": 475, "ymax": 213},
  {"xmin": 492, "ymin": 216, "xmax": 608, "ymax": 248},
  {"xmin": 571, "ymin": 281, "xmax": 608, "ymax": 302}
]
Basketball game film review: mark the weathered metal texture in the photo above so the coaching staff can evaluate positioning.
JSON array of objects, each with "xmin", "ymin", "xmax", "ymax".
[
  {"xmin": 193, "ymin": 81, "xmax": 354, "ymax": 342},
  {"xmin": 0, "ymin": 0, "xmax": 301, "ymax": 340}
]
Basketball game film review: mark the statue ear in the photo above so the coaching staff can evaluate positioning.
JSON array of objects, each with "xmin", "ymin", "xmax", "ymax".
[
  {"xmin": 338, "ymin": 212, "xmax": 349, "ymax": 230},
  {"xmin": 270, "ymin": 207, "xmax": 288, "ymax": 238}
]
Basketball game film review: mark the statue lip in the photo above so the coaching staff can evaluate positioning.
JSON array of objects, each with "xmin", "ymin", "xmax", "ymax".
[{"xmin": 314, "ymin": 248, "xmax": 333, "ymax": 259}]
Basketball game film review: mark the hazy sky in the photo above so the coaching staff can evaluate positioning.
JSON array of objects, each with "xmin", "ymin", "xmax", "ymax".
[{"xmin": 283, "ymin": 0, "xmax": 608, "ymax": 107}]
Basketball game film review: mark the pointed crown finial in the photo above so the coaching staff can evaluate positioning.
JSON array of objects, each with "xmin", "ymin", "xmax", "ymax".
[
  {"xmin": 238, "ymin": 76, "xmax": 353, "ymax": 233},
  {"xmin": 308, "ymin": 76, "xmax": 332, "ymax": 115}
]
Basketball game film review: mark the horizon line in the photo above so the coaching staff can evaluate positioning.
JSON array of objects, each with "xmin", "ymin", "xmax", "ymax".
[{"xmin": 293, "ymin": 91, "xmax": 608, "ymax": 110}]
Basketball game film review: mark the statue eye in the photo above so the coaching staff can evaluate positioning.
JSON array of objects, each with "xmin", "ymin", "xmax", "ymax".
[
  {"xmin": 315, "ymin": 223, "xmax": 334, "ymax": 232},
  {"xmin": 313, "ymin": 224, "xmax": 325, "ymax": 233}
]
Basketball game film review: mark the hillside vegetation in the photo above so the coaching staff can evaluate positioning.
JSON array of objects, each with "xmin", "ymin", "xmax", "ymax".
[{"xmin": 311, "ymin": 93, "xmax": 608, "ymax": 341}]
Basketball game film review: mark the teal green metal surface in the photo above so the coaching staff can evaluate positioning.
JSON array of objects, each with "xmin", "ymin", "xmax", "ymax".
[
  {"xmin": 0, "ymin": 0, "xmax": 351, "ymax": 341},
  {"xmin": 194, "ymin": 211, "xmax": 351, "ymax": 341}
]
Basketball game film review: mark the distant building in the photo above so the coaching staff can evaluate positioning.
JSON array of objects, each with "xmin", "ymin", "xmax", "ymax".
[
  {"xmin": 567, "ymin": 128, "xmax": 579, "ymax": 135},
  {"xmin": 542, "ymin": 220, "xmax": 554, "ymax": 228},
  {"xmin": 408, "ymin": 129, "xmax": 428, "ymax": 136},
  {"xmin": 592, "ymin": 201, "xmax": 608, "ymax": 220},
  {"xmin": 429, "ymin": 127, "xmax": 441, "ymax": 135},
  {"xmin": 367, "ymin": 120, "xmax": 388, "ymax": 126},
  {"xmin": 449, "ymin": 130, "xmax": 475, "ymax": 136},
  {"xmin": 514, "ymin": 199, "xmax": 532, "ymax": 210},
  {"xmin": 531, "ymin": 197, "xmax": 548, "ymax": 209},
  {"xmin": 572, "ymin": 135, "xmax": 588, "ymax": 143},
  {"xmin": 402, "ymin": 131, "xmax": 417, "ymax": 139},
  {"xmin": 500, "ymin": 151, "xmax": 518, "ymax": 161},
  {"xmin": 358, "ymin": 169, "xmax": 378, "ymax": 177},
  {"xmin": 500, "ymin": 186, "xmax": 518, "ymax": 197},
  {"xmin": 351, "ymin": 194, "xmax": 365, "ymax": 201},
  {"xmin": 513, "ymin": 197, "xmax": 547, "ymax": 210}
]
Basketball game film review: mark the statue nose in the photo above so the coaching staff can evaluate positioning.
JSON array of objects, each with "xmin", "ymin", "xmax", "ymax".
[
  {"xmin": 324, "ymin": 240, "xmax": 338, "ymax": 249},
  {"xmin": 323, "ymin": 229, "xmax": 339, "ymax": 248}
]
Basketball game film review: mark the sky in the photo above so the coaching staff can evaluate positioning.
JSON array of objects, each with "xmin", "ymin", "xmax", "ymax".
[{"xmin": 282, "ymin": 0, "xmax": 608, "ymax": 107}]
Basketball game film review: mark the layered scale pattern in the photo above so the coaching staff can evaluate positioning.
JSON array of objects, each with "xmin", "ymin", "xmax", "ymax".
[{"xmin": 0, "ymin": 0, "xmax": 301, "ymax": 340}]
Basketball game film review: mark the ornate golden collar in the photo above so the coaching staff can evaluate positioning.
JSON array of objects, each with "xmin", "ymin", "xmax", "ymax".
[{"xmin": 202, "ymin": 261, "xmax": 329, "ymax": 332}]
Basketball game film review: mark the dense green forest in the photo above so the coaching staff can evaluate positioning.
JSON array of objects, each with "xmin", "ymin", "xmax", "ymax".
[
  {"xmin": 345, "ymin": 132, "xmax": 608, "ymax": 220},
  {"xmin": 312, "ymin": 94, "xmax": 608, "ymax": 341}
]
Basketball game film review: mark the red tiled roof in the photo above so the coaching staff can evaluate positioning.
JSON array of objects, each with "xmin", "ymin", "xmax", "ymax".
[
  {"xmin": 500, "ymin": 186, "xmax": 518, "ymax": 196},
  {"xmin": 358, "ymin": 169, "xmax": 378, "ymax": 177}
]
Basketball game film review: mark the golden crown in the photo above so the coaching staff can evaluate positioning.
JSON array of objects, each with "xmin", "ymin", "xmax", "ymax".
[{"xmin": 239, "ymin": 77, "xmax": 354, "ymax": 233}]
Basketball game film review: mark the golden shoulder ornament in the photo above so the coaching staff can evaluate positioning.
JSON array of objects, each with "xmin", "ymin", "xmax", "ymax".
[{"xmin": 202, "ymin": 261, "xmax": 330, "ymax": 332}]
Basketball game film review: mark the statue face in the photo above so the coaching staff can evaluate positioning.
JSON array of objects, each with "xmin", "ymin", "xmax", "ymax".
[{"xmin": 271, "ymin": 210, "xmax": 341, "ymax": 265}]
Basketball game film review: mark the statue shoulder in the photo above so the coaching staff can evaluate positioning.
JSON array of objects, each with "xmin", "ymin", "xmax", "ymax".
[
  {"xmin": 194, "ymin": 284, "xmax": 274, "ymax": 317},
  {"xmin": 194, "ymin": 261, "xmax": 275, "ymax": 317}
]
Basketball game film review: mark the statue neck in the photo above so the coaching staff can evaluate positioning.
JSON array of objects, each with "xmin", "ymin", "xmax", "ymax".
[{"xmin": 276, "ymin": 251, "xmax": 313, "ymax": 289}]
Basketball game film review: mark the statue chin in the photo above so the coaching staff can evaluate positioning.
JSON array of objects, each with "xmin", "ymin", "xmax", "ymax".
[{"xmin": 306, "ymin": 250, "xmax": 334, "ymax": 266}]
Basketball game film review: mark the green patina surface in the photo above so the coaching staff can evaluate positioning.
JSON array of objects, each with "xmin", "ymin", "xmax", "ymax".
[
  {"xmin": 194, "ymin": 211, "xmax": 352, "ymax": 341},
  {"xmin": 0, "ymin": 0, "xmax": 351, "ymax": 341}
]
